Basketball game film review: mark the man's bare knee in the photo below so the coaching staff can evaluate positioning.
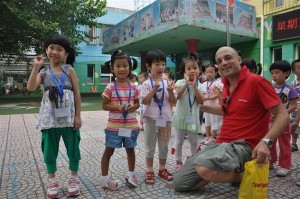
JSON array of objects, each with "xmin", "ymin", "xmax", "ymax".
[{"xmin": 194, "ymin": 165, "xmax": 214, "ymax": 182}]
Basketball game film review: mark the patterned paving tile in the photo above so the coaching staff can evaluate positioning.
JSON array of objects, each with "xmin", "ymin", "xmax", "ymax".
[{"xmin": 0, "ymin": 111, "xmax": 299, "ymax": 198}]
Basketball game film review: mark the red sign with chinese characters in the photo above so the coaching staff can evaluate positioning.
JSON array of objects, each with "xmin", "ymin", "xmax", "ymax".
[{"xmin": 272, "ymin": 9, "xmax": 300, "ymax": 41}]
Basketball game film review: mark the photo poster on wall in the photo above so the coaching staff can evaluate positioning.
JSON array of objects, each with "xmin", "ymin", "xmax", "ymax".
[
  {"xmin": 122, "ymin": 17, "xmax": 135, "ymax": 43},
  {"xmin": 139, "ymin": 7, "xmax": 155, "ymax": 34},
  {"xmin": 158, "ymin": 0, "xmax": 179, "ymax": 24}
]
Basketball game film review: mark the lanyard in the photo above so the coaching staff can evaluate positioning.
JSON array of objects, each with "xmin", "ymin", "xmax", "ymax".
[
  {"xmin": 114, "ymin": 81, "xmax": 131, "ymax": 123},
  {"xmin": 206, "ymin": 80, "xmax": 214, "ymax": 97},
  {"xmin": 49, "ymin": 66, "xmax": 65, "ymax": 103},
  {"xmin": 186, "ymin": 80, "xmax": 198, "ymax": 113},
  {"xmin": 150, "ymin": 77, "xmax": 164, "ymax": 115},
  {"xmin": 274, "ymin": 83, "xmax": 286, "ymax": 97}
]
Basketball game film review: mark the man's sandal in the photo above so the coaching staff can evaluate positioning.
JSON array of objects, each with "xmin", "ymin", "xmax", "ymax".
[
  {"xmin": 145, "ymin": 171, "xmax": 155, "ymax": 184},
  {"xmin": 158, "ymin": 169, "xmax": 173, "ymax": 181}
]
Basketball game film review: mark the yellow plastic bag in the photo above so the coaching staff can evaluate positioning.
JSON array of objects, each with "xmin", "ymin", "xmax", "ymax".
[{"xmin": 238, "ymin": 160, "xmax": 269, "ymax": 199}]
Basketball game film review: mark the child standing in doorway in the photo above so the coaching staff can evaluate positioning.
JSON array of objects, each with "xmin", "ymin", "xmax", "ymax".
[
  {"xmin": 27, "ymin": 34, "xmax": 82, "ymax": 198},
  {"xmin": 172, "ymin": 56, "xmax": 205, "ymax": 171},
  {"xmin": 101, "ymin": 50, "xmax": 140, "ymax": 190},
  {"xmin": 202, "ymin": 64, "xmax": 222, "ymax": 143},
  {"xmin": 269, "ymin": 60, "xmax": 298, "ymax": 177},
  {"xmin": 141, "ymin": 50, "xmax": 177, "ymax": 184}
]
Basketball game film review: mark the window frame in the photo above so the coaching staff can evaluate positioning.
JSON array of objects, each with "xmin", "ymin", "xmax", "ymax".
[{"xmin": 87, "ymin": 64, "xmax": 95, "ymax": 85}]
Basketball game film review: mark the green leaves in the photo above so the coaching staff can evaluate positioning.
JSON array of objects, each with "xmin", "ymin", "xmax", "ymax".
[{"xmin": 0, "ymin": 0, "xmax": 107, "ymax": 56}]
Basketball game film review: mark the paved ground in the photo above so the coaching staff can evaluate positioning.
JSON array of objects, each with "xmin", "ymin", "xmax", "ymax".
[{"xmin": 0, "ymin": 111, "xmax": 300, "ymax": 199}]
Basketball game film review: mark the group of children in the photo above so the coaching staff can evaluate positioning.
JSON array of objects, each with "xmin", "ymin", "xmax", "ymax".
[{"xmin": 28, "ymin": 34, "xmax": 300, "ymax": 198}]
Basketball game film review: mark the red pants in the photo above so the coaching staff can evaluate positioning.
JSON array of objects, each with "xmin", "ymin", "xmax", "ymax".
[{"xmin": 270, "ymin": 131, "xmax": 291, "ymax": 169}]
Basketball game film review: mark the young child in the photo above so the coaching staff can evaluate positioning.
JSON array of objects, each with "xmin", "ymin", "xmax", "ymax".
[
  {"xmin": 129, "ymin": 73, "xmax": 139, "ymax": 87},
  {"xmin": 138, "ymin": 72, "xmax": 148, "ymax": 131},
  {"xmin": 290, "ymin": 59, "xmax": 300, "ymax": 153},
  {"xmin": 202, "ymin": 64, "xmax": 222, "ymax": 143},
  {"xmin": 269, "ymin": 60, "xmax": 298, "ymax": 177},
  {"xmin": 101, "ymin": 50, "xmax": 140, "ymax": 190},
  {"xmin": 141, "ymin": 50, "xmax": 177, "ymax": 184},
  {"xmin": 172, "ymin": 56, "xmax": 205, "ymax": 171},
  {"xmin": 27, "ymin": 34, "xmax": 82, "ymax": 198}
]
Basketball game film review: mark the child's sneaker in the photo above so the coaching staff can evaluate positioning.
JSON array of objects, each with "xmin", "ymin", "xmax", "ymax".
[
  {"xmin": 47, "ymin": 182, "xmax": 59, "ymax": 199},
  {"xmin": 125, "ymin": 175, "xmax": 138, "ymax": 188},
  {"xmin": 276, "ymin": 168, "xmax": 289, "ymax": 177},
  {"xmin": 103, "ymin": 178, "xmax": 121, "ymax": 191},
  {"xmin": 67, "ymin": 179, "xmax": 80, "ymax": 196},
  {"xmin": 291, "ymin": 144, "xmax": 298, "ymax": 152},
  {"xmin": 158, "ymin": 169, "xmax": 173, "ymax": 181}
]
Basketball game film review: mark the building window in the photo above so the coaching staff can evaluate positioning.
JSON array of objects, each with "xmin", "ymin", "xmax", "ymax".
[
  {"xmin": 99, "ymin": 27, "xmax": 109, "ymax": 44},
  {"xmin": 275, "ymin": 0, "xmax": 283, "ymax": 7},
  {"xmin": 88, "ymin": 26, "xmax": 97, "ymax": 44},
  {"xmin": 273, "ymin": 47, "xmax": 282, "ymax": 61},
  {"xmin": 87, "ymin": 64, "xmax": 95, "ymax": 84}
]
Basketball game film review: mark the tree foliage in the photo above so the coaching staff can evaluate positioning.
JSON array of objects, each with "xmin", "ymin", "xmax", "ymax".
[{"xmin": 0, "ymin": 0, "xmax": 107, "ymax": 57}]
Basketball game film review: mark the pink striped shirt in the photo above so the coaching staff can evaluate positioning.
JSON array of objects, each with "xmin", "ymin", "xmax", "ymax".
[{"xmin": 102, "ymin": 82, "xmax": 139, "ymax": 132}]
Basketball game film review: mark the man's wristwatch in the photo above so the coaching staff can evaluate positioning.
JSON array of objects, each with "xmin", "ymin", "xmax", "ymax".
[{"xmin": 261, "ymin": 138, "xmax": 273, "ymax": 148}]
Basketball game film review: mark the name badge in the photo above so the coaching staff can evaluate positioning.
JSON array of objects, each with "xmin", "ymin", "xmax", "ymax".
[
  {"xmin": 156, "ymin": 118, "xmax": 167, "ymax": 127},
  {"xmin": 185, "ymin": 115, "xmax": 196, "ymax": 124},
  {"xmin": 54, "ymin": 107, "xmax": 71, "ymax": 118},
  {"xmin": 118, "ymin": 128, "xmax": 131, "ymax": 137}
]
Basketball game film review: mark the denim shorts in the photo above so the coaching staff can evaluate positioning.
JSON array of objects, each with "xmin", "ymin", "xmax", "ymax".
[{"xmin": 105, "ymin": 129, "xmax": 139, "ymax": 148}]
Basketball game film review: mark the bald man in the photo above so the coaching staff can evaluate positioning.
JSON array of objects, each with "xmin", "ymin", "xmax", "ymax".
[{"xmin": 173, "ymin": 46, "xmax": 289, "ymax": 192}]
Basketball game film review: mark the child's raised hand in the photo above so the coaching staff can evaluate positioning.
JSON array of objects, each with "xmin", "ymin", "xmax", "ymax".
[
  {"xmin": 167, "ymin": 80, "xmax": 174, "ymax": 91},
  {"xmin": 127, "ymin": 103, "xmax": 135, "ymax": 113},
  {"xmin": 153, "ymin": 76, "xmax": 161, "ymax": 90},
  {"xmin": 33, "ymin": 55, "xmax": 45, "ymax": 69}
]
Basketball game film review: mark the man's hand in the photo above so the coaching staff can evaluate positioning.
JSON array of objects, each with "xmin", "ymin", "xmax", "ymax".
[{"xmin": 252, "ymin": 141, "xmax": 271, "ymax": 164}]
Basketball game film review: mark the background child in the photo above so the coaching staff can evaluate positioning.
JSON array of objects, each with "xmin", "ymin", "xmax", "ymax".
[
  {"xmin": 269, "ymin": 60, "xmax": 298, "ymax": 177},
  {"xmin": 141, "ymin": 50, "xmax": 177, "ymax": 184},
  {"xmin": 202, "ymin": 64, "xmax": 221, "ymax": 143},
  {"xmin": 27, "ymin": 34, "xmax": 82, "ymax": 198},
  {"xmin": 101, "ymin": 50, "xmax": 140, "ymax": 190},
  {"xmin": 172, "ymin": 56, "xmax": 205, "ymax": 171},
  {"xmin": 138, "ymin": 72, "xmax": 148, "ymax": 131},
  {"xmin": 129, "ymin": 73, "xmax": 139, "ymax": 87},
  {"xmin": 290, "ymin": 59, "xmax": 300, "ymax": 153}
]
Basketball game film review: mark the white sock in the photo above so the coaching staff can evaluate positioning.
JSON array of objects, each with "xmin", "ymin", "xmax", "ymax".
[
  {"xmin": 49, "ymin": 177, "xmax": 56, "ymax": 183},
  {"xmin": 127, "ymin": 171, "xmax": 135, "ymax": 177},
  {"xmin": 101, "ymin": 175, "xmax": 109, "ymax": 184},
  {"xmin": 70, "ymin": 175, "xmax": 78, "ymax": 180}
]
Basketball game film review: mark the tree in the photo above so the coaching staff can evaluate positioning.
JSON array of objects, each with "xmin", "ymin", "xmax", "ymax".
[{"xmin": 0, "ymin": 0, "xmax": 107, "ymax": 59}]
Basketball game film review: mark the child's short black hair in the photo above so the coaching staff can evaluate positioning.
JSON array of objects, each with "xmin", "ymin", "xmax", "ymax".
[
  {"xmin": 180, "ymin": 53, "xmax": 199, "ymax": 75},
  {"xmin": 241, "ymin": 58, "xmax": 257, "ymax": 72},
  {"xmin": 139, "ymin": 71, "xmax": 148, "ymax": 78},
  {"xmin": 269, "ymin": 60, "xmax": 291, "ymax": 79},
  {"xmin": 44, "ymin": 34, "xmax": 76, "ymax": 65},
  {"xmin": 291, "ymin": 59, "xmax": 300, "ymax": 71},
  {"xmin": 145, "ymin": 50, "xmax": 166, "ymax": 67}
]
